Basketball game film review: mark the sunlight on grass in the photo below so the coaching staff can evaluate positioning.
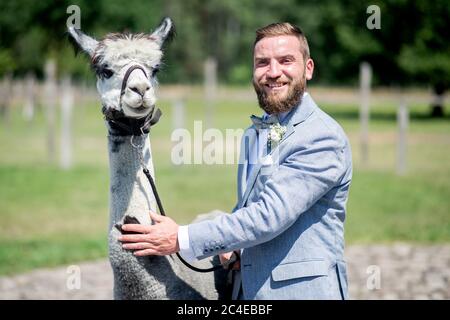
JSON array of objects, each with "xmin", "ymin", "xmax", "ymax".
[{"xmin": 0, "ymin": 90, "xmax": 449, "ymax": 275}]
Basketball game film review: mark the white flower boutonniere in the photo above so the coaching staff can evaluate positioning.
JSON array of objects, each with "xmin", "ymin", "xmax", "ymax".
[{"xmin": 268, "ymin": 123, "xmax": 287, "ymax": 150}]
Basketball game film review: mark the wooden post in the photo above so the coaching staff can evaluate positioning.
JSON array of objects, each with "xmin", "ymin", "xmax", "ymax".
[
  {"xmin": 23, "ymin": 72, "xmax": 36, "ymax": 122},
  {"xmin": 0, "ymin": 72, "xmax": 13, "ymax": 126},
  {"xmin": 204, "ymin": 57, "xmax": 217, "ymax": 129},
  {"xmin": 172, "ymin": 99, "xmax": 185, "ymax": 130},
  {"xmin": 397, "ymin": 98, "xmax": 408, "ymax": 175},
  {"xmin": 60, "ymin": 75, "xmax": 73, "ymax": 170},
  {"xmin": 44, "ymin": 59, "xmax": 57, "ymax": 164},
  {"xmin": 359, "ymin": 62, "xmax": 372, "ymax": 167}
]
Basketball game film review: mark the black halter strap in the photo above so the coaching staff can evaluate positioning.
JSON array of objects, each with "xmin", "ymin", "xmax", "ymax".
[
  {"xmin": 120, "ymin": 65, "xmax": 148, "ymax": 98},
  {"xmin": 102, "ymin": 64, "xmax": 160, "ymax": 136},
  {"xmin": 111, "ymin": 65, "xmax": 239, "ymax": 273},
  {"xmin": 141, "ymin": 168, "xmax": 239, "ymax": 273}
]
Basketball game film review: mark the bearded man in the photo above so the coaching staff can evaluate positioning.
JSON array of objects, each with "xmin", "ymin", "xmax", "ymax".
[{"xmin": 118, "ymin": 22, "xmax": 353, "ymax": 300}]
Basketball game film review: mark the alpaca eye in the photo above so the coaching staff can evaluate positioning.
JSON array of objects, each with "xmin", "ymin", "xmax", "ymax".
[
  {"xmin": 151, "ymin": 66, "xmax": 160, "ymax": 77},
  {"xmin": 102, "ymin": 68, "xmax": 114, "ymax": 79}
]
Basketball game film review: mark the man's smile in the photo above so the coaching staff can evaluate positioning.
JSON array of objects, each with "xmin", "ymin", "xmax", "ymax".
[{"xmin": 265, "ymin": 82, "xmax": 288, "ymax": 93}]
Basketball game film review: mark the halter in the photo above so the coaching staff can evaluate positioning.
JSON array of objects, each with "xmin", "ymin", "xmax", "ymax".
[
  {"xmin": 128, "ymin": 136, "xmax": 235, "ymax": 273},
  {"xmin": 102, "ymin": 64, "xmax": 159, "ymax": 136},
  {"xmin": 114, "ymin": 65, "xmax": 239, "ymax": 273},
  {"xmin": 119, "ymin": 64, "xmax": 148, "ymax": 110}
]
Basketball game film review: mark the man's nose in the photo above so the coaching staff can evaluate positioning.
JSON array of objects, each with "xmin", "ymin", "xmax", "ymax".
[{"xmin": 266, "ymin": 60, "xmax": 282, "ymax": 79}]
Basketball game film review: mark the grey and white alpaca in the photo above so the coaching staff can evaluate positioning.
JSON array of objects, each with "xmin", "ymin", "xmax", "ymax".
[{"xmin": 68, "ymin": 18, "xmax": 228, "ymax": 299}]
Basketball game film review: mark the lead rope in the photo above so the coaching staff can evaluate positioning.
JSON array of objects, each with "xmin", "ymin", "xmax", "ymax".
[{"xmin": 130, "ymin": 134, "xmax": 238, "ymax": 273}]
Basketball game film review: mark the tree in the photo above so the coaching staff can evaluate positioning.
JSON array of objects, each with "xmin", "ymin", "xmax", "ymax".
[
  {"xmin": 397, "ymin": 0, "xmax": 450, "ymax": 117},
  {"xmin": 0, "ymin": 0, "xmax": 448, "ymax": 99}
]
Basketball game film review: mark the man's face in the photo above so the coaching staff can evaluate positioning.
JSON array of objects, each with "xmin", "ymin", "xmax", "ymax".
[{"xmin": 253, "ymin": 35, "xmax": 314, "ymax": 114}]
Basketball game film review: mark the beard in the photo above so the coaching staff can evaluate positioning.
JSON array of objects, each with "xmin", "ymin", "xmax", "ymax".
[{"xmin": 253, "ymin": 75, "xmax": 306, "ymax": 115}]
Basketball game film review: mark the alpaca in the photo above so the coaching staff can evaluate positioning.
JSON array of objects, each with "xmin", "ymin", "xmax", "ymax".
[{"xmin": 68, "ymin": 18, "xmax": 228, "ymax": 299}]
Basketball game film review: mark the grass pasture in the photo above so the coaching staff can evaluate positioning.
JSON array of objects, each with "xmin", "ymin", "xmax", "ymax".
[{"xmin": 0, "ymin": 86, "xmax": 449, "ymax": 275}]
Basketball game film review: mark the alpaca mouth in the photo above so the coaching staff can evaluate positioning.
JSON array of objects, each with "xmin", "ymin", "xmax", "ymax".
[
  {"xmin": 122, "ymin": 103, "xmax": 154, "ymax": 118},
  {"xmin": 134, "ymin": 105, "xmax": 147, "ymax": 112}
]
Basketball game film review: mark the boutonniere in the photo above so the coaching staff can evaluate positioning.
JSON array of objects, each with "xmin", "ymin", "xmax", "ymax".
[{"xmin": 268, "ymin": 123, "xmax": 287, "ymax": 150}]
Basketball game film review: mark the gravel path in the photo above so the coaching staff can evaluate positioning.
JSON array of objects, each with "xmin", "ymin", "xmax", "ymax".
[{"xmin": 1, "ymin": 244, "xmax": 449, "ymax": 300}]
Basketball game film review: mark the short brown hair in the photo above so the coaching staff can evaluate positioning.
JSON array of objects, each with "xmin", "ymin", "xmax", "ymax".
[{"xmin": 254, "ymin": 22, "xmax": 310, "ymax": 59}]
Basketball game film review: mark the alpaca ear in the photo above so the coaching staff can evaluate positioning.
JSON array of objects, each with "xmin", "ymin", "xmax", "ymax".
[
  {"xmin": 67, "ymin": 26, "xmax": 99, "ymax": 57},
  {"xmin": 150, "ymin": 17, "xmax": 175, "ymax": 47}
]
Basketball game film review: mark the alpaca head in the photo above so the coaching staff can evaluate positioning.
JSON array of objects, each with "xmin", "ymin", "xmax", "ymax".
[{"xmin": 68, "ymin": 18, "xmax": 174, "ymax": 119}]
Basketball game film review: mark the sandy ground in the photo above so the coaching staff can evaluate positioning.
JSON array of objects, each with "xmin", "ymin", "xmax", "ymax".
[{"xmin": 0, "ymin": 244, "xmax": 449, "ymax": 300}]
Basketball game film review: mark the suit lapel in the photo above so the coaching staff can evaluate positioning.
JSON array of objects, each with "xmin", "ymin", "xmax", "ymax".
[
  {"xmin": 269, "ymin": 93, "xmax": 316, "ymax": 151},
  {"xmin": 240, "ymin": 153, "xmax": 263, "ymax": 208},
  {"xmin": 239, "ymin": 93, "xmax": 317, "ymax": 208},
  {"xmin": 237, "ymin": 129, "xmax": 257, "ymax": 207}
]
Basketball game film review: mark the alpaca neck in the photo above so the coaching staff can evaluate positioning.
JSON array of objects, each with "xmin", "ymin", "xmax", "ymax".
[
  {"xmin": 107, "ymin": 134, "xmax": 156, "ymax": 229},
  {"xmin": 106, "ymin": 132, "xmax": 224, "ymax": 300}
]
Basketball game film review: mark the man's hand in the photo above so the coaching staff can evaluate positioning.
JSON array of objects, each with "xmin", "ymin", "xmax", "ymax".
[
  {"xmin": 219, "ymin": 251, "xmax": 240, "ymax": 270},
  {"xmin": 118, "ymin": 212, "xmax": 179, "ymax": 256}
]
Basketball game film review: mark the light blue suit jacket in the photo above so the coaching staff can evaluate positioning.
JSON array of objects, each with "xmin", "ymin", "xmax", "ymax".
[{"xmin": 188, "ymin": 94, "xmax": 352, "ymax": 299}]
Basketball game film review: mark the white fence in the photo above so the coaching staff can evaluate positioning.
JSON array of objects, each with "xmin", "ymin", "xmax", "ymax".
[{"xmin": 0, "ymin": 64, "xmax": 447, "ymax": 174}]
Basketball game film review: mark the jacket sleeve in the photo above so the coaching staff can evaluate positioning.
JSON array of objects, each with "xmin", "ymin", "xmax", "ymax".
[{"xmin": 188, "ymin": 130, "xmax": 347, "ymax": 260}]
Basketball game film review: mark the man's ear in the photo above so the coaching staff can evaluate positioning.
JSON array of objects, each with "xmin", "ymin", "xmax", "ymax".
[
  {"xmin": 67, "ymin": 26, "xmax": 99, "ymax": 57},
  {"xmin": 305, "ymin": 58, "xmax": 314, "ymax": 81},
  {"xmin": 150, "ymin": 17, "xmax": 175, "ymax": 47}
]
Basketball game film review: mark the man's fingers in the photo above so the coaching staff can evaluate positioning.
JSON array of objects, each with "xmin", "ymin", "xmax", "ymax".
[
  {"xmin": 121, "ymin": 224, "xmax": 150, "ymax": 233},
  {"xmin": 118, "ymin": 233, "xmax": 149, "ymax": 243},
  {"xmin": 122, "ymin": 242, "xmax": 150, "ymax": 250},
  {"xmin": 219, "ymin": 251, "xmax": 240, "ymax": 270},
  {"xmin": 149, "ymin": 211, "xmax": 164, "ymax": 223},
  {"xmin": 219, "ymin": 252, "xmax": 233, "ymax": 265},
  {"xmin": 134, "ymin": 249, "xmax": 159, "ymax": 256}
]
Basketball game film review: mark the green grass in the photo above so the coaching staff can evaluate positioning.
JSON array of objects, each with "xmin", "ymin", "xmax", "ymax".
[
  {"xmin": 346, "ymin": 171, "xmax": 450, "ymax": 243},
  {"xmin": 0, "ymin": 88, "xmax": 449, "ymax": 275},
  {"xmin": 0, "ymin": 234, "xmax": 107, "ymax": 275}
]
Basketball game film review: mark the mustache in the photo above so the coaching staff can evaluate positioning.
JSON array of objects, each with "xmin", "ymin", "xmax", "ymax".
[
  {"xmin": 261, "ymin": 80, "xmax": 288, "ymax": 86},
  {"xmin": 253, "ymin": 76, "xmax": 305, "ymax": 115}
]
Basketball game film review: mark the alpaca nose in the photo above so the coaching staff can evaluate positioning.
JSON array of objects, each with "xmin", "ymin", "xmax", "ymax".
[{"xmin": 129, "ymin": 83, "xmax": 150, "ymax": 97}]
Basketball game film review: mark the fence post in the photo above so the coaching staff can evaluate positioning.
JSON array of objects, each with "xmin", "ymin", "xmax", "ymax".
[
  {"xmin": 44, "ymin": 59, "xmax": 57, "ymax": 164},
  {"xmin": 172, "ymin": 99, "xmax": 185, "ymax": 130},
  {"xmin": 0, "ymin": 72, "xmax": 13, "ymax": 126},
  {"xmin": 359, "ymin": 62, "xmax": 372, "ymax": 167},
  {"xmin": 204, "ymin": 57, "xmax": 217, "ymax": 129},
  {"xmin": 60, "ymin": 75, "xmax": 73, "ymax": 170},
  {"xmin": 23, "ymin": 72, "xmax": 36, "ymax": 122},
  {"xmin": 397, "ymin": 97, "xmax": 408, "ymax": 175}
]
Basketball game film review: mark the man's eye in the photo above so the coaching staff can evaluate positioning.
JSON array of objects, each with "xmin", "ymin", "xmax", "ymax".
[
  {"xmin": 102, "ymin": 68, "xmax": 114, "ymax": 79},
  {"xmin": 256, "ymin": 60, "xmax": 268, "ymax": 67},
  {"xmin": 280, "ymin": 57, "xmax": 295, "ymax": 64}
]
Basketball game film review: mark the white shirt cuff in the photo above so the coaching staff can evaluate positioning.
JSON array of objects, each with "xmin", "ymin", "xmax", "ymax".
[{"xmin": 178, "ymin": 225, "xmax": 198, "ymax": 263}]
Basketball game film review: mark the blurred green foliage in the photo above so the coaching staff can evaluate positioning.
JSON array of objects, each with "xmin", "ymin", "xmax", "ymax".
[{"xmin": 0, "ymin": 0, "xmax": 449, "ymax": 88}]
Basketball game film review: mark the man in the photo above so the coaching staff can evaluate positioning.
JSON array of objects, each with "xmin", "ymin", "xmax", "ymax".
[{"xmin": 119, "ymin": 22, "xmax": 352, "ymax": 300}]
